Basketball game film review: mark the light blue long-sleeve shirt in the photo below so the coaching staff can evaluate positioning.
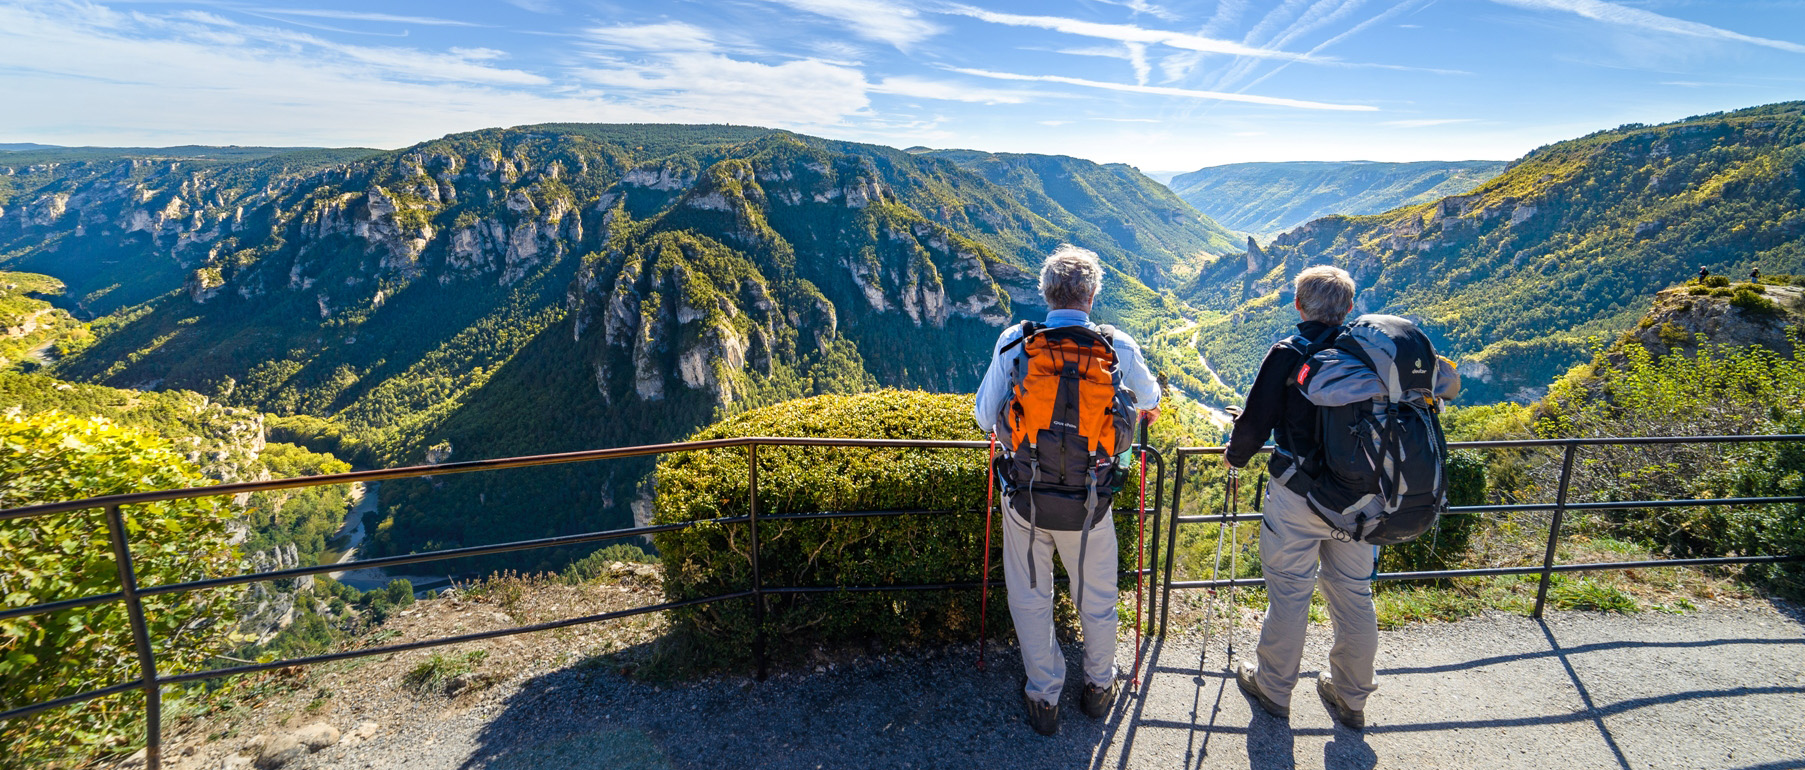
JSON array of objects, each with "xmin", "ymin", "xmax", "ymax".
[{"xmin": 973, "ymin": 308, "xmax": 1161, "ymax": 433}]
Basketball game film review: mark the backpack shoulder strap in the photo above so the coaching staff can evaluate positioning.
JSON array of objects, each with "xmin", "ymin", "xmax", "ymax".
[
  {"xmin": 996, "ymin": 320, "xmax": 1040, "ymax": 355},
  {"xmin": 1285, "ymin": 325, "xmax": 1346, "ymax": 390}
]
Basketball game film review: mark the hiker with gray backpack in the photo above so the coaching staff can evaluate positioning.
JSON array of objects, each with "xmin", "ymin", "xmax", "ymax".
[{"xmin": 1224, "ymin": 265, "xmax": 1460, "ymax": 730}]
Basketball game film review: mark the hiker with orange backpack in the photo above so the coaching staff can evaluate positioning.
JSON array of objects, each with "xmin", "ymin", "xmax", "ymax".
[{"xmin": 973, "ymin": 245, "xmax": 1160, "ymax": 736}]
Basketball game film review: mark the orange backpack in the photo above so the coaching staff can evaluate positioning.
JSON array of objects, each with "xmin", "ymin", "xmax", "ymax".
[{"xmin": 994, "ymin": 321, "xmax": 1137, "ymax": 532}]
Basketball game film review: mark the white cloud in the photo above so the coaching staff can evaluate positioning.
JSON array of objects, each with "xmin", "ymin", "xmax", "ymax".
[
  {"xmin": 1491, "ymin": 0, "xmax": 1805, "ymax": 54},
  {"xmin": 758, "ymin": 0, "xmax": 942, "ymax": 49},
  {"xmin": 947, "ymin": 67, "xmax": 1378, "ymax": 110},
  {"xmin": 248, "ymin": 8, "xmax": 481, "ymax": 27},
  {"xmin": 0, "ymin": 3, "xmax": 887, "ymax": 146},
  {"xmin": 583, "ymin": 22, "xmax": 718, "ymax": 53},
  {"xmin": 943, "ymin": 6, "xmax": 1316, "ymax": 60},
  {"xmin": 871, "ymin": 76, "xmax": 1035, "ymax": 104},
  {"xmin": 1125, "ymin": 42, "xmax": 1150, "ymax": 85},
  {"xmin": 1094, "ymin": 0, "xmax": 1183, "ymax": 22},
  {"xmin": 576, "ymin": 54, "xmax": 872, "ymax": 126}
]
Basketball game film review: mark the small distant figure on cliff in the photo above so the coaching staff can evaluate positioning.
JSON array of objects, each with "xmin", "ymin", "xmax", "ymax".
[
  {"xmin": 1699, "ymin": 266, "xmax": 1711, "ymax": 283},
  {"xmin": 1751, "ymin": 267, "xmax": 1761, "ymax": 283},
  {"xmin": 974, "ymin": 244, "xmax": 1160, "ymax": 736}
]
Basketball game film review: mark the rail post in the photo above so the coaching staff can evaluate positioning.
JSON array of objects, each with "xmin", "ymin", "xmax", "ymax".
[
  {"xmin": 1159, "ymin": 451, "xmax": 1187, "ymax": 637},
  {"xmin": 1532, "ymin": 442, "xmax": 1580, "ymax": 619},
  {"xmin": 747, "ymin": 442, "xmax": 768, "ymax": 681},
  {"xmin": 103, "ymin": 504, "xmax": 163, "ymax": 770}
]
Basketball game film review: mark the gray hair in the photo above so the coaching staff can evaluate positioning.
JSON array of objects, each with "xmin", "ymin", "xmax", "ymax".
[
  {"xmin": 1294, "ymin": 265, "xmax": 1356, "ymax": 324},
  {"xmin": 1040, "ymin": 244, "xmax": 1103, "ymax": 309}
]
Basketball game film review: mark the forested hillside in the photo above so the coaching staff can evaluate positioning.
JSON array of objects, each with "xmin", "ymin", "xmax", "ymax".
[
  {"xmin": 0, "ymin": 125, "xmax": 1235, "ymax": 570},
  {"xmin": 919, "ymin": 148, "xmax": 1240, "ymax": 270},
  {"xmin": 1167, "ymin": 160, "xmax": 1505, "ymax": 239},
  {"xmin": 1181, "ymin": 102, "xmax": 1805, "ymax": 403}
]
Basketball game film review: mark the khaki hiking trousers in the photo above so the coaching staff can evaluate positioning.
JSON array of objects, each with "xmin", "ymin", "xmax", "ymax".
[
  {"xmin": 1002, "ymin": 508, "xmax": 1119, "ymax": 707},
  {"xmin": 1249, "ymin": 483, "xmax": 1380, "ymax": 712}
]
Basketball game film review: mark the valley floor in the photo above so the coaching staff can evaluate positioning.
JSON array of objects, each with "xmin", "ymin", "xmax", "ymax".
[{"xmin": 141, "ymin": 582, "xmax": 1803, "ymax": 770}]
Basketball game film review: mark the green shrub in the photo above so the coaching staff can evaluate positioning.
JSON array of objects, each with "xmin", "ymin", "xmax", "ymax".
[
  {"xmin": 651, "ymin": 391, "xmax": 1143, "ymax": 668},
  {"xmin": 1381, "ymin": 450, "xmax": 1485, "ymax": 573},
  {"xmin": 1687, "ymin": 286, "xmax": 1711, "ymax": 296},
  {"xmin": 1710, "ymin": 287, "xmax": 1735, "ymax": 297},
  {"xmin": 1703, "ymin": 275, "xmax": 1731, "ymax": 288},
  {"xmin": 1731, "ymin": 288, "xmax": 1782, "ymax": 316},
  {"xmin": 0, "ymin": 413, "xmax": 244, "ymax": 769},
  {"xmin": 560, "ymin": 543, "xmax": 659, "ymax": 584},
  {"xmin": 1735, "ymin": 282, "xmax": 1766, "ymax": 294}
]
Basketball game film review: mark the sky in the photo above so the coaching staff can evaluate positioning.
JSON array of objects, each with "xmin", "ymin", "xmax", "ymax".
[{"xmin": 2, "ymin": 0, "xmax": 1803, "ymax": 176}]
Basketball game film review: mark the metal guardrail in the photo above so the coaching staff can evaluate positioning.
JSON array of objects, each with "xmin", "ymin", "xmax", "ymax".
[
  {"xmin": 6, "ymin": 433, "xmax": 1803, "ymax": 769},
  {"xmin": 1154, "ymin": 435, "xmax": 1805, "ymax": 636},
  {"xmin": 0, "ymin": 436, "xmax": 1164, "ymax": 770}
]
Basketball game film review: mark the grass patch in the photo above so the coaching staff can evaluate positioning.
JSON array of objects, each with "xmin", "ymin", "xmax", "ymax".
[
  {"xmin": 401, "ymin": 650, "xmax": 488, "ymax": 693},
  {"xmin": 1548, "ymin": 578, "xmax": 1642, "ymax": 613}
]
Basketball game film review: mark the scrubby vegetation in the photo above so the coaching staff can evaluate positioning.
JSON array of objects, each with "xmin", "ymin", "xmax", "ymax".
[
  {"xmin": 651, "ymin": 390, "xmax": 1149, "ymax": 670},
  {"xmin": 0, "ymin": 413, "xmax": 245, "ymax": 769}
]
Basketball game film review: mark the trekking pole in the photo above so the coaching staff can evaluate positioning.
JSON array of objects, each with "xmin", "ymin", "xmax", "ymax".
[
  {"xmin": 1225, "ymin": 467, "xmax": 1240, "ymax": 662},
  {"xmin": 977, "ymin": 431, "xmax": 997, "ymax": 673},
  {"xmin": 1200, "ymin": 469, "xmax": 1231, "ymax": 667},
  {"xmin": 1130, "ymin": 413, "xmax": 1151, "ymax": 687}
]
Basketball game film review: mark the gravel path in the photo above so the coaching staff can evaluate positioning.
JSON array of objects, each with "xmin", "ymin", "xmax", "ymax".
[{"xmin": 255, "ymin": 602, "xmax": 1804, "ymax": 770}]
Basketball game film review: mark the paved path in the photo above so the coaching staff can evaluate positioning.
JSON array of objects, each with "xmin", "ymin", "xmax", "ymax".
[{"xmin": 288, "ymin": 603, "xmax": 1805, "ymax": 770}]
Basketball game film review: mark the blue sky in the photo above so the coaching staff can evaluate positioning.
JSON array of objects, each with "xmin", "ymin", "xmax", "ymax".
[{"xmin": 2, "ymin": 0, "xmax": 1802, "ymax": 175}]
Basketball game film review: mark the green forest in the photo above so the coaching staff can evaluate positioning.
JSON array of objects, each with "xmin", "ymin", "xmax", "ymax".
[{"xmin": 1181, "ymin": 101, "xmax": 1805, "ymax": 404}]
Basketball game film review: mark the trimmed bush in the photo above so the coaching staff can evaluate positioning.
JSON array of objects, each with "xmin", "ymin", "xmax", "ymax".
[
  {"xmin": 652, "ymin": 390, "xmax": 1146, "ymax": 666},
  {"xmin": 1380, "ymin": 450, "xmax": 1486, "ymax": 573}
]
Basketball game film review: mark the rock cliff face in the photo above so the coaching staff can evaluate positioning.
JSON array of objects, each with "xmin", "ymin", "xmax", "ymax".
[{"xmin": 1616, "ymin": 284, "xmax": 1805, "ymax": 362}]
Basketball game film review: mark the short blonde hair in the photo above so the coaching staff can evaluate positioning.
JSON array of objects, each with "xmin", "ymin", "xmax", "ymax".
[
  {"xmin": 1295, "ymin": 265, "xmax": 1355, "ymax": 324},
  {"xmin": 1040, "ymin": 244, "xmax": 1103, "ymax": 309}
]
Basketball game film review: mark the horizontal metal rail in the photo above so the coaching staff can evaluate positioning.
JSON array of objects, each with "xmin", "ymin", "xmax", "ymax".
[
  {"xmin": 1157, "ymin": 435, "xmax": 1805, "ymax": 636},
  {"xmin": 0, "ymin": 436, "xmax": 991, "ymax": 521},
  {"xmin": 1173, "ymin": 435, "xmax": 1805, "ymax": 454},
  {"xmin": 1166, "ymin": 554, "xmax": 1805, "ymax": 591}
]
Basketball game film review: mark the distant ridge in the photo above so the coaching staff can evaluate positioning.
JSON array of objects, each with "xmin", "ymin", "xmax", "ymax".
[
  {"xmin": 1168, "ymin": 159, "xmax": 1507, "ymax": 239},
  {"xmin": 1180, "ymin": 100, "xmax": 1805, "ymax": 404}
]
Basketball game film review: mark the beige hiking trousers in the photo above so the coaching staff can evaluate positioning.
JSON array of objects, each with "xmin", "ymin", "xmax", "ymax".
[
  {"xmin": 1250, "ymin": 483, "xmax": 1380, "ymax": 711},
  {"xmin": 1002, "ymin": 508, "xmax": 1119, "ymax": 706}
]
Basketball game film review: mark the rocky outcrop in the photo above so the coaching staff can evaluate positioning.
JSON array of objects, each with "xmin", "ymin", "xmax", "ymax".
[{"xmin": 1618, "ymin": 284, "xmax": 1805, "ymax": 362}]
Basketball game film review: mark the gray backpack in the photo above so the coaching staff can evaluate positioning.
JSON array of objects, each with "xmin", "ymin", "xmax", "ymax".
[{"xmin": 1281, "ymin": 315, "xmax": 1457, "ymax": 544}]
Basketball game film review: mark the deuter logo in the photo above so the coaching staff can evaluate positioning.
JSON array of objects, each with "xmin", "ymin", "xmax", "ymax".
[{"xmin": 1412, "ymin": 357, "xmax": 1427, "ymax": 375}]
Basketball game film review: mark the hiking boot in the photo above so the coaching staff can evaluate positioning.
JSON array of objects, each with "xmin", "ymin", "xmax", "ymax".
[
  {"xmin": 1235, "ymin": 661, "xmax": 1290, "ymax": 719},
  {"xmin": 1023, "ymin": 691, "xmax": 1059, "ymax": 736},
  {"xmin": 1316, "ymin": 673, "xmax": 1365, "ymax": 730},
  {"xmin": 1081, "ymin": 680, "xmax": 1119, "ymax": 719}
]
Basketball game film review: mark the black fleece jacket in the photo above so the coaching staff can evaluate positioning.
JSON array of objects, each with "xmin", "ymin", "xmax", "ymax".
[{"xmin": 1224, "ymin": 320, "xmax": 1338, "ymax": 468}]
